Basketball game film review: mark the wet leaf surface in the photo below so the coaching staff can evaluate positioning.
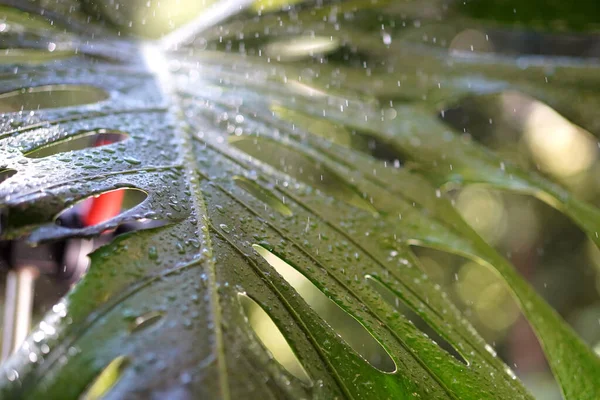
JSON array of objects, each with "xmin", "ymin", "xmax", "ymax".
[{"xmin": 0, "ymin": 1, "xmax": 599, "ymax": 399}]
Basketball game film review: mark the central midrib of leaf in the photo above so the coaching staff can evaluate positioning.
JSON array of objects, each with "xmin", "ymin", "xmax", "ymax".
[{"xmin": 141, "ymin": 42, "xmax": 232, "ymax": 399}]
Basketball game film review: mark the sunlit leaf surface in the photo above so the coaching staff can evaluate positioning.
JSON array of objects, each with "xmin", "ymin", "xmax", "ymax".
[{"xmin": 0, "ymin": 1, "xmax": 599, "ymax": 399}]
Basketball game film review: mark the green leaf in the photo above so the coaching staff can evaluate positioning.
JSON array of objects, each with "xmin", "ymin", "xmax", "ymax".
[
  {"xmin": 0, "ymin": 1, "xmax": 599, "ymax": 399},
  {"xmin": 457, "ymin": 0, "xmax": 600, "ymax": 32}
]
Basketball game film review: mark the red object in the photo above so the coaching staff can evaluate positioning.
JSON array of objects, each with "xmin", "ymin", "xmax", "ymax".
[
  {"xmin": 82, "ymin": 189, "xmax": 125, "ymax": 227},
  {"xmin": 82, "ymin": 137, "xmax": 125, "ymax": 227}
]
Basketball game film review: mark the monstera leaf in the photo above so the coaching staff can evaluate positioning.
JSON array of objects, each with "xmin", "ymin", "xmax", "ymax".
[{"xmin": 0, "ymin": 0, "xmax": 599, "ymax": 399}]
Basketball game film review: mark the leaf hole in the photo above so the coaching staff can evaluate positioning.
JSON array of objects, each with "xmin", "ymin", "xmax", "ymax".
[
  {"xmin": 55, "ymin": 188, "xmax": 148, "ymax": 229},
  {"xmin": 365, "ymin": 275, "xmax": 468, "ymax": 365},
  {"xmin": 412, "ymin": 247, "xmax": 524, "ymax": 338},
  {"xmin": 0, "ymin": 6, "xmax": 63, "ymax": 32},
  {"xmin": 252, "ymin": 244, "xmax": 396, "ymax": 372},
  {"xmin": 237, "ymin": 292, "xmax": 311, "ymax": 384},
  {"xmin": 350, "ymin": 129, "xmax": 406, "ymax": 165},
  {"xmin": 0, "ymin": 168, "xmax": 17, "ymax": 184},
  {"xmin": 24, "ymin": 130, "xmax": 128, "ymax": 158},
  {"xmin": 230, "ymin": 136, "xmax": 377, "ymax": 214},
  {"xmin": 410, "ymin": 246, "xmax": 562, "ymax": 394},
  {"xmin": 0, "ymin": 84, "xmax": 109, "ymax": 113},
  {"xmin": 81, "ymin": 355, "xmax": 129, "ymax": 400},
  {"xmin": 264, "ymin": 36, "xmax": 341, "ymax": 62},
  {"xmin": 233, "ymin": 176, "xmax": 292, "ymax": 216},
  {"xmin": 129, "ymin": 311, "xmax": 164, "ymax": 333}
]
